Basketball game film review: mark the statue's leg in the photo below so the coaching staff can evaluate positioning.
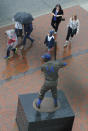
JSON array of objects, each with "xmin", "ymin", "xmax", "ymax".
[
  {"xmin": 36, "ymin": 83, "xmax": 49, "ymax": 108},
  {"xmin": 51, "ymin": 86, "xmax": 57, "ymax": 107}
]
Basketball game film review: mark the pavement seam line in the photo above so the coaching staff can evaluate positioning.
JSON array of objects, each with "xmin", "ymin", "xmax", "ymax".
[{"xmin": 0, "ymin": 48, "xmax": 88, "ymax": 86}]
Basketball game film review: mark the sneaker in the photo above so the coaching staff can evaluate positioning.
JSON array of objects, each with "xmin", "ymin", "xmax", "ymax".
[
  {"xmin": 54, "ymin": 32, "xmax": 57, "ymax": 34},
  {"xmin": 15, "ymin": 48, "xmax": 17, "ymax": 54},
  {"xmin": 4, "ymin": 56, "xmax": 10, "ymax": 59},
  {"xmin": 64, "ymin": 41, "xmax": 69, "ymax": 47}
]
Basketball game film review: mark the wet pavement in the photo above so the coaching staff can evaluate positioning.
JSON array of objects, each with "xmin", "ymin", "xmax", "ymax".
[{"xmin": 0, "ymin": 5, "xmax": 88, "ymax": 131}]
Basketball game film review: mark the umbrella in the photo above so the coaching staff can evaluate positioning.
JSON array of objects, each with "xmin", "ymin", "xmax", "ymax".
[{"xmin": 14, "ymin": 12, "xmax": 34, "ymax": 24}]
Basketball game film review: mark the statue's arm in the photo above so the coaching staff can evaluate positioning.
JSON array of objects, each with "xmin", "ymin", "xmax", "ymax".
[{"xmin": 57, "ymin": 61, "xmax": 67, "ymax": 69}]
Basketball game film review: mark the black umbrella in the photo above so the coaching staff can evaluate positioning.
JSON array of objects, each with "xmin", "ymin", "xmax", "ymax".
[{"xmin": 14, "ymin": 12, "xmax": 34, "ymax": 24}]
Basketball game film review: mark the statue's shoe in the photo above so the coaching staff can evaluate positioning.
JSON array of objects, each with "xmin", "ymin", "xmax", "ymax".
[
  {"xmin": 54, "ymin": 103, "xmax": 58, "ymax": 108},
  {"xmin": 36, "ymin": 103, "xmax": 40, "ymax": 109}
]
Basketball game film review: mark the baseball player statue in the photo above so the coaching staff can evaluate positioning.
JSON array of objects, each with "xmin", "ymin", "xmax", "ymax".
[{"xmin": 36, "ymin": 60, "xmax": 67, "ymax": 108}]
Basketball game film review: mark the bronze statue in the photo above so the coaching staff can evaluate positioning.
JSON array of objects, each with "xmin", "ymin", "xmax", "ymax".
[{"xmin": 36, "ymin": 60, "xmax": 67, "ymax": 108}]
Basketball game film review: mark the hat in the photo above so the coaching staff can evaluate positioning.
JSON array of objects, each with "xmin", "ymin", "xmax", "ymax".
[
  {"xmin": 41, "ymin": 53, "xmax": 51, "ymax": 60},
  {"xmin": 49, "ymin": 30, "xmax": 54, "ymax": 36},
  {"xmin": 41, "ymin": 53, "xmax": 51, "ymax": 62}
]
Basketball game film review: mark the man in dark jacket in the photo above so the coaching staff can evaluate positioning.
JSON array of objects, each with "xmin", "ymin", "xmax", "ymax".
[
  {"xmin": 22, "ymin": 23, "xmax": 34, "ymax": 48},
  {"xmin": 36, "ymin": 60, "xmax": 67, "ymax": 108}
]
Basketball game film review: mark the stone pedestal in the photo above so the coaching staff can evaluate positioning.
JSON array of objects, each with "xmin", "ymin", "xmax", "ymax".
[{"xmin": 16, "ymin": 90, "xmax": 75, "ymax": 131}]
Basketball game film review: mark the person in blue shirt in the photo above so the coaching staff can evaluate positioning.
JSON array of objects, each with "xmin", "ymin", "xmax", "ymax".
[{"xmin": 51, "ymin": 4, "xmax": 64, "ymax": 33}]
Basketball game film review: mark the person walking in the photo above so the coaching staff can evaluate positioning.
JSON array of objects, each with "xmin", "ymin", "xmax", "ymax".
[
  {"xmin": 14, "ymin": 21, "xmax": 23, "ymax": 38},
  {"xmin": 51, "ymin": 4, "xmax": 64, "ymax": 34},
  {"xmin": 4, "ymin": 29, "xmax": 18, "ymax": 59},
  {"xmin": 44, "ymin": 30, "xmax": 55, "ymax": 53},
  {"xmin": 20, "ymin": 23, "xmax": 34, "ymax": 49},
  {"xmin": 64, "ymin": 15, "xmax": 80, "ymax": 47}
]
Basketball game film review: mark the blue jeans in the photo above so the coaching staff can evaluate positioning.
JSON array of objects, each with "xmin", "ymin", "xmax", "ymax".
[
  {"xmin": 7, "ymin": 46, "xmax": 16, "ymax": 57},
  {"xmin": 23, "ymin": 31, "xmax": 34, "ymax": 46},
  {"xmin": 15, "ymin": 29, "xmax": 22, "ymax": 37}
]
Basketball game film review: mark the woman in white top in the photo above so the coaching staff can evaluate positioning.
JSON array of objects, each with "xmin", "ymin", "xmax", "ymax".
[
  {"xmin": 64, "ymin": 15, "xmax": 80, "ymax": 47},
  {"xmin": 15, "ymin": 21, "xmax": 23, "ymax": 38}
]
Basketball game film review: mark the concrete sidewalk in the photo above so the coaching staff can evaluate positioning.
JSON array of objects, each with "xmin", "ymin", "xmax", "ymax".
[
  {"xmin": 0, "ymin": 0, "xmax": 88, "ymax": 26},
  {"xmin": 0, "ymin": 6, "xmax": 88, "ymax": 131}
]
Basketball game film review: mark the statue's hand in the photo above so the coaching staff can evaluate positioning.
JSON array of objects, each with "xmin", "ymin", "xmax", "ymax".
[{"xmin": 63, "ymin": 62, "xmax": 67, "ymax": 66}]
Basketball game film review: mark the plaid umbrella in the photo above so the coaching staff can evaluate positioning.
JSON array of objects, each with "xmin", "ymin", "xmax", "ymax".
[{"xmin": 14, "ymin": 12, "xmax": 34, "ymax": 24}]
